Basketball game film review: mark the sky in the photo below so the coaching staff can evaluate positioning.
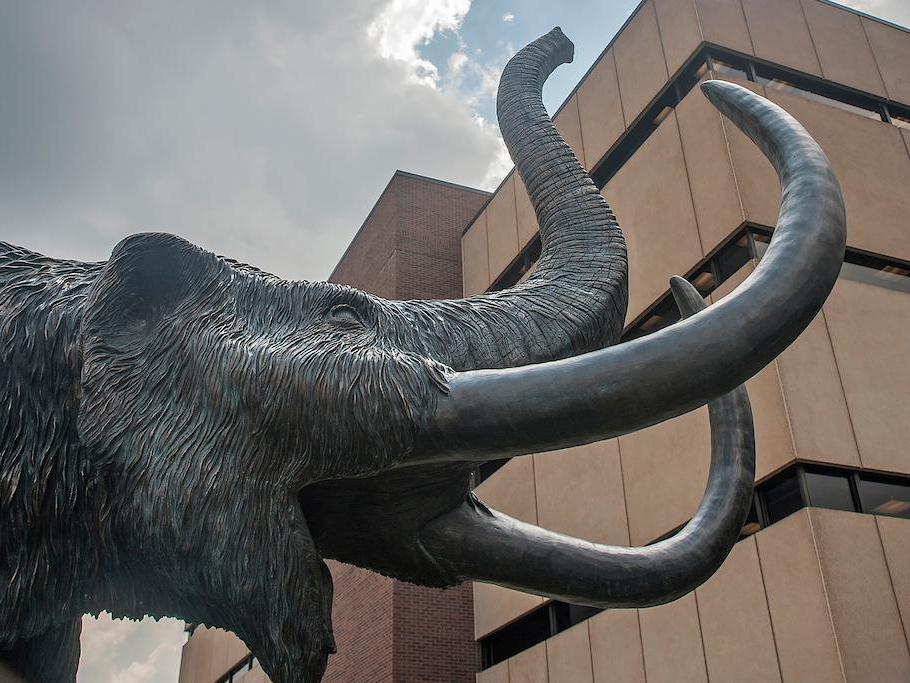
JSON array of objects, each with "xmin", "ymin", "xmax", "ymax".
[{"xmin": 1, "ymin": 1, "xmax": 907, "ymax": 681}]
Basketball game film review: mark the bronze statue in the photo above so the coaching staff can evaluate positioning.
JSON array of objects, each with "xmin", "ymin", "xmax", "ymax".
[{"xmin": 0, "ymin": 28, "xmax": 845, "ymax": 682}]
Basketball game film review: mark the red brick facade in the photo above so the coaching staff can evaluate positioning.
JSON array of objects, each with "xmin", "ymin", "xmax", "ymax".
[
  {"xmin": 329, "ymin": 171, "xmax": 487, "ymax": 301},
  {"xmin": 323, "ymin": 171, "xmax": 487, "ymax": 683}
]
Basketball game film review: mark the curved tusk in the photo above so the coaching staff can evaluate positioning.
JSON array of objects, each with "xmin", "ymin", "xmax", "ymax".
[
  {"xmin": 420, "ymin": 278, "xmax": 755, "ymax": 607},
  {"xmin": 408, "ymin": 79, "xmax": 845, "ymax": 464}
]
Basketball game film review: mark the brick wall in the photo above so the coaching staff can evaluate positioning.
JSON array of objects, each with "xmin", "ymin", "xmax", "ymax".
[
  {"xmin": 392, "ymin": 582, "xmax": 478, "ymax": 682},
  {"xmin": 329, "ymin": 171, "xmax": 487, "ymax": 300},
  {"xmin": 325, "ymin": 171, "xmax": 488, "ymax": 683}
]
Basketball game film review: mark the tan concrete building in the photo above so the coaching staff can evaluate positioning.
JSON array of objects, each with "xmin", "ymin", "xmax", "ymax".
[
  {"xmin": 467, "ymin": 1, "xmax": 910, "ymax": 681},
  {"xmin": 179, "ymin": 1, "xmax": 910, "ymax": 681}
]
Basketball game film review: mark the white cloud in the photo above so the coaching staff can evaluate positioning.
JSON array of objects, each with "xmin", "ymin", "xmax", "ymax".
[
  {"xmin": 367, "ymin": 0, "xmax": 472, "ymax": 86},
  {"xmin": 502, "ymin": 13, "xmax": 515, "ymax": 23},
  {"xmin": 79, "ymin": 613, "xmax": 184, "ymax": 683},
  {"xmin": 0, "ymin": 0, "xmax": 505, "ymax": 280}
]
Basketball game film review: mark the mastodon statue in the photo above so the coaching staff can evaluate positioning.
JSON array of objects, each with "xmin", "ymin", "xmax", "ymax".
[{"xmin": 0, "ymin": 27, "xmax": 845, "ymax": 682}]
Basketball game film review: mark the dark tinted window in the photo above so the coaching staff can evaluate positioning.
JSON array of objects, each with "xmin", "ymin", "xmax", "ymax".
[
  {"xmin": 804, "ymin": 470, "xmax": 855, "ymax": 512},
  {"xmin": 858, "ymin": 476, "xmax": 910, "ymax": 518},
  {"xmin": 483, "ymin": 606, "xmax": 551, "ymax": 668},
  {"xmin": 763, "ymin": 469, "xmax": 804, "ymax": 524},
  {"xmin": 741, "ymin": 496, "xmax": 762, "ymax": 537},
  {"xmin": 714, "ymin": 234, "xmax": 752, "ymax": 281},
  {"xmin": 552, "ymin": 603, "xmax": 602, "ymax": 632}
]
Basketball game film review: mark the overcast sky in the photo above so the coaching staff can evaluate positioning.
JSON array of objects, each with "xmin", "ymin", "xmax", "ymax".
[{"xmin": 2, "ymin": 1, "xmax": 906, "ymax": 681}]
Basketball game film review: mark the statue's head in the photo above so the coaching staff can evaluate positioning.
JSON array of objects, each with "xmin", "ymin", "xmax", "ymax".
[{"xmin": 78, "ymin": 232, "xmax": 452, "ymax": 488}]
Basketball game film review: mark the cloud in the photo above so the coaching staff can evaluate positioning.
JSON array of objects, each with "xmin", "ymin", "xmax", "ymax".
[
  {"xmin": 78, "ymin": 613, "xmax": 184, "ymax": 683},
  {"xmin": 367, "ymin": 0, "xmax": 472, "ymax": 86},
  {"xmin": 0, "ymin": 0, "xmax": 505, "ymax": 282},
  {"xmin": 502, "ymin": 13, "xmax": 515, "ymax": 23}
]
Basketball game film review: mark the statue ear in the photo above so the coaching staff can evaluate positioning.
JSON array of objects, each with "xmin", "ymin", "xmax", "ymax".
[{"xmin": 83, "ymin": 232, "xmax": 217, "ymax": 348}]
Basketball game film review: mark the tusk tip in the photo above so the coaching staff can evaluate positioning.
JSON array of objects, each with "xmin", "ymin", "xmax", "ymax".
[{"xmin": 670, "ymin": 276, "xmax": 707, "ymax": 319}]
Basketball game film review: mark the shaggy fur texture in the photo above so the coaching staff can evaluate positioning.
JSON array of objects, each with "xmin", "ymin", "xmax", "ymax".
[{"xmin": 0, "ymin": 233, "xmax": 465, "ymax": 681}]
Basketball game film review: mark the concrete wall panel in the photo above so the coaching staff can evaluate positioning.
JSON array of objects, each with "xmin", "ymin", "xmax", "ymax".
[
  {"xmin": 653, "ymin": 0, "xmax": 703, "ymax": 77},
  {"xmin": 474, "ymin": 457, "xmax": 543, "ymax": 636},
  {"xmin": 534, "ymin": 439, "xmax": 629, "ymax": 545},
  {"xmin": 509, "ymin": 642, "xmax": 548, "ymax": 683},
  {"xmin": 619, "ymin": 406, "xmax": 710, "ymax": 546},
  {"xmin": 639, "ymin": 593, "xmax": 708, "ymax": 683},
  {"xmin": 178, "ymin": 634, "xmax": 202, "ymax": 683},
  {"xmin": 862, "ymin": 17, "xmax": 910, "ymax": 105},
  {"xmin": 553, "ymin": 95, "xmax": 587, "ymax": 169},
  {"xmin": 776, "ymin": 311, "xmax": 861, "ymax": 467},
  {"xmin": 546, "ymin": 623, "xmax": 594, "ymax": 683},
  {"xmin": 184, "ymin": 626, "xmax": 229, "ymax": 682},
  {"xmin": 576, "ymin": 50, "xmax": 626, "ymax": 167},
  {"xmin": 876, "ymin": 516, "xmax": 910, "ymax": 648},
  {"xmin": 675, "ymin": 77, "xmax": 744, "ymax": 252},
  {"xmin": 741, "ymin": 0, "xmax": 821, "ymax": 76},
  {"xmin": 614, "ymin": 2, "xmax": 669, "ymax": 123},
  {"xmin": 486, "ymin": 174, "xmax": 519, "ymax": 280},
  {"xmin": 473, "ymin": 582, "xmax": 545, "ymax": 641},
  {"xmin": 811, "ymin": 509, "xmax": 910, "ymax": 681},
  {"xmin": 475, "ymin": 457, "xmax": 537, "ymax": 523},
  {"xmin": 755, "ymin": 510, "xmax": 844, "ymax": 682},
  {"xmin": 477, "ymin": 660, "xmax": 510, "ymax": 683},
  {"xmin": 462, "ymin": 213, "xmax": 490, "ymax": 296},
  {"xmin": 243, "ymin": 669, "xmax": 270, "ymax": 683},
  {"xmin": 767, "ymin": 89, "xmax": 910, "ymax": 262},
  {"xmin": 823, "ymin": 276, "xmax": 910, "ymax": 474},
  {"xmin": 801, "ymin": 0, "xmax": 887, "ymax": 97},
  {"xmin": 215, "ymin": 629, "xmax": 249, "ymax": 679},
  {"xmin": 724, "ymin": 82, "xmax": 781, "ymax": 230},
  {"xmin": 745, "ymin": 363, "xmax": 795, "ymax": 480},
  {"xmin": 695, "ymin": 0, "xmax": 754, "ymax": 55},
  {"xmin": 589, "ymin": 610, "xmax": 646, "ymax": 683},
  {"xmin": 603, "ymin": 112, "xmax": 702, "ymax": 321},
  {"xmin": 514, "ymin": 174, "xmax": 538, "ymax": 249},
  {"xmin": 696, "ymin": 538, "xmax": 781, "ymax": 681}
]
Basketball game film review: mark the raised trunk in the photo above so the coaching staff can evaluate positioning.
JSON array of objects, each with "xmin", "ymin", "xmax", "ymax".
[{"xmin": 396, "ymin": 27, "xmax": 628, "ymax": 372}]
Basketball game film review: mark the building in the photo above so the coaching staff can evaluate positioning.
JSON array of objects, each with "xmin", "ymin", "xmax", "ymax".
[{"xmin": 179, "ymin": 0, "xmax": 910, "ymax": 680}]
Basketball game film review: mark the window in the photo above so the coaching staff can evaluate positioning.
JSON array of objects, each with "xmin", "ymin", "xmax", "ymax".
[
  {"xmin": 552, "ymin": 603, "xmax": 602, "ymax": 632},
  {"xmin": 482, "ymin": 605, "xmax": 551, "ymax": 668},
  {"xmin": 804, "ymin": 468, "xmax": 855, "ymax": 512},
  {"xmin": 858, "ymin": 475, "xmax": 910, "ymax": 518},
  {"xmin": 890, "ymin": 112, "xmax": 910, "ymax": 130},
  {"xmin": 740, "ymin": 495, "xmax": 762, "ymax": 537},
  {"xmin": 754, "ymin": 65, "xmax": 885, "ymax": 121},
  {"xmin": 762, "ymin": 468, "xmax": 804, "ymax": 524},
  {"xmin": 709, "ymin": 56, "xmax": 750, "ymax": 82},
  {"xmin": 713, "ymin": 233, "xmax": 753, "ymax": 282},
  {"xmin": 840, "ymin": 260, "xmax": 910, "ymax": 295}
]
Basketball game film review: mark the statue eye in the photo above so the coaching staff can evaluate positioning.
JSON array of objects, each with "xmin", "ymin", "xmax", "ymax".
[{"xmin": 329, "ymin": 304, "xmax": 364, "ymax": 326}]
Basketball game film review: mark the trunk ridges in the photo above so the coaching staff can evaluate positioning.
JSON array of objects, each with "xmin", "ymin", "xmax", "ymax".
[{"xmin": 395, "ymin": 27, "xmax": 628, "ymax": 373}]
